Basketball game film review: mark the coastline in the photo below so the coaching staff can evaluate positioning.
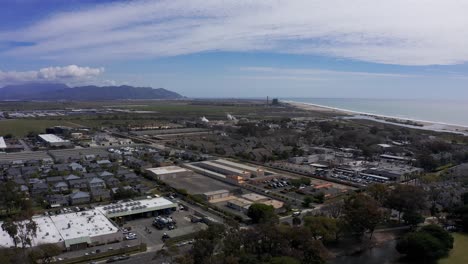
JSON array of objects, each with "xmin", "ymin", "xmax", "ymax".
[{"xmin": 285, "ymin": 100, "xmax": 468, "ymax": 136}]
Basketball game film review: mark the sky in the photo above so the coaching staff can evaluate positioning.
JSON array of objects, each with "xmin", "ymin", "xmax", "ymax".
[{"xmin": 1, "ymin": 0, "xmax": 468, "ymax": 99}]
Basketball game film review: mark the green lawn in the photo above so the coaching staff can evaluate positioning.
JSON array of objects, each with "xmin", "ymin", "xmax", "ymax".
[
  {"xmin": 439, "ymin": 233, "xmax": 468, "ymax": 264},
  {"xmin": 0, "ymin": 119, "xmax": 82, "ymax": 137}
]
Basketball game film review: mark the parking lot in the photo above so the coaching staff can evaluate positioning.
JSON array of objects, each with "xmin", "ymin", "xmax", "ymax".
[{"xmin": 122, "ymin": 209, "xmax": 208, "ymax": 249}]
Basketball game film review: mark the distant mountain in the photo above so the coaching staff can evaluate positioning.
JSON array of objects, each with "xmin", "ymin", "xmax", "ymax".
[
  {"xmin": 0, "ymin": 83, "xmax": 69, "ymax": 100},
  {"xmin": 0, "ymin": 83, "xmax": 183, "ymax": 101}
]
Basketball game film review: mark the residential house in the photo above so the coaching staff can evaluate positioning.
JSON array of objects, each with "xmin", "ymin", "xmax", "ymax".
[
  {"xmin": 91, "ymin": 188, "xmax": 111, "ymax": 202},
  {"xmin": 105, "ymin": 177, "xmax": 120, "ymax": 188},
  {"xmin": 53, "ymin": 181, "xmax": 69, "ymax": 192},
  {"xmin": 69, "ymin": 178, "xmax": 88, "ymax": 190},
  {"xmin": 69, "ymin": 191, "xmax": 91, "ymax": 205},
  {"xmin": 88, "ymin": 177, "xmax": 106, "ymax": 189},
  {"xmin": 46, "ymin": 194, "xmax": 69, "ymax": 208},
  {"xmin": 69, "ymin": 162, "xmax": 86, "ymax": 172},
  {"xmin": 31, "ymin": 181, "xmax": 49, "ymax": 195}
]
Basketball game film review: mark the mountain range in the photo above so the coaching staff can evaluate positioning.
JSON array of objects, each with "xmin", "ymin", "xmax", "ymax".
[{"xmin": 0, "ymin": 83, "xmax": 183, "ymax": 101}]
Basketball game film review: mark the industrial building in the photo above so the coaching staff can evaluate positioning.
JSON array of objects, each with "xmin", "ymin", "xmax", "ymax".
[
  {"xmin": 0, "ymin": 209, "xmax": 121, "ymax": 250},
  {"xmin": 0, "ymin": 137, "xmax": 6, "ymax": 152},
  {"xmin": 95, "ymin": 197, "xmax": 177, "ymax": 219},
  {"xmin": 38, "ymin": 134, "xmax": 72, "ymax": 147},
  {"xmin": 146, "ymin": 166, "xmax": 192, "ymax": 180},
  {"xmin": 186, "ymin": 159, "xmax": 274, "ymax": 184},
  {"xmin": 203, "ymin": 189, "xmax": 231, "ymax": 201},
  {"xmin": 0, "ymin": 197, "xmax": 176, "ymax": 250}
]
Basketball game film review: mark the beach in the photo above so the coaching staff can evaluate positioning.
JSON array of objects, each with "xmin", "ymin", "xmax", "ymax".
[{"xmin": 285, "ymin": 100, "xmax": 468, "ymax": 136}]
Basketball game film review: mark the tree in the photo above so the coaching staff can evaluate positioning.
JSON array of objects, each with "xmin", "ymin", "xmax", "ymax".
[
  {"xmin": 247, "ymin": 203, "xmax": 278, "ymax": 224},
  {"xmin": 28, "ymin": 244, "xmax": 62, "ymax": 264},
  {"xmin": 396, "ymin": 225, "xmax": 453, "ymax": 261},
  {"xmin": 343, "ymin": 194, "xmax": 383, "ymax": 239},
  {"xmin": 268, "ymin": 256, "xmax": 301, "ymax": 264},
  {"xmin": 385, "ymin": 184, "xmax": 426, "ymax": 222},
  {"xmin": 1, "ymin": 219, "xmax": 18, "ymax": 248},
  {"xmin": 292, "ymin": 217, "xmax": 301, "ymax": 226},
  {"xmin": 303, "ymin": 216, "xmax": 339, "ymax": 242},
  {"xmin": 402, "ymin": 210, "xmax": 425, "ymax": 229},
  {"xmin": 302, "ymin": 196, "xmax": 313, "ymax": 208},
  {"xmin": 367, "ymin": 183, "xmax": 389, "ymax": 205}
]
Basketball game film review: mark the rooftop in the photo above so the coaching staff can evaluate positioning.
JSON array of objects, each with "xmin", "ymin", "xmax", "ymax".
[
  {"xmin": 0, "ymin": 137, "xmax": 6, "ymax": 149},
  {"xmin": 204, "ymin": 189, "xmax": 230, "ymax": 196},
  {"xmin": 146, "ymin": 166, "xmax": 189, "ymax": 175},
  {"xmin": 0, "ymin": 209, "xmax": 118, "ymax": 248},
  {"xmin": 241, "ymin": 193, "xmax": 268, "ymax": 202},
  {"xmin": 95, "ymin": 197, "xmax": 176, "ymax": 218},
  {"xmin": 38, "ymin": 134, "xmax": 69, "ymax": 143}
]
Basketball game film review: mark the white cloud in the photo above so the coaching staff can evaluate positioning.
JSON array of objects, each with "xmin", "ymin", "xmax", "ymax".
[
  {"xmin": 2, "ymin": 0, "xmax": 468, "ymax": 65},
  {"xmin": 0, "ymin": 65, "xmax": 104, "ymax": 85}
]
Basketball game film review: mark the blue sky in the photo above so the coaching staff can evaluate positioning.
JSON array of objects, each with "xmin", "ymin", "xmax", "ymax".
[{"xmin": 1, "ymin": 0, "xmax": 468, "ymax": 99}]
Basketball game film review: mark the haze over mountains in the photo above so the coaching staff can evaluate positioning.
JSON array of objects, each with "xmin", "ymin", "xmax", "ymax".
[{"xmin": 0, "ymin": 83, "xmax": 183, "ymax": 101}]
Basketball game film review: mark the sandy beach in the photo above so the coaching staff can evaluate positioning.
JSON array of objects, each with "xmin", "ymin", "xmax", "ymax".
[{"xmin": 286, "ymin": 100, "xmax": 468, "ymax": 136}]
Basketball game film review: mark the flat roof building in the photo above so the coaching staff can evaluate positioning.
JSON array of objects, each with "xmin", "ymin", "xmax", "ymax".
[
  {"xmin": 0, "ymin": 137, "xmax": 6, "ymax": 150},
  {"xmin": 203, "ymin": 189, "xmax": 230, "ymax": 202},
  {"xmin": 146, "ymin": 166, "xmax": 192, "ymax": 180},
  {"xmin": 0, "ymin": 209, "xmax": 121, "ymax": 250},
  {"xmin": 95, "ymin": 197, "xmax": 177, "ymax": 219},
  {"xmin": 38, "ymin": 134, "xmax": 71, "ymax": 147}
]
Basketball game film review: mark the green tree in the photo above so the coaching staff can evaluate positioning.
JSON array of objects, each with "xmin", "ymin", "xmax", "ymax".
[
  {"xmin": 343, "ymin": 193, "xmax": 382, "ymax": 239},
  {"xmin": 367, "ymin": 183, "xmax": 389, "ymax": 205},
  {"xmin": 302, "ymin": 196, "xmax": 313, "ymax": 208},
  {"xmin": 292, "ymin": 217, "xmax": 302, "ymax": 226},
  {"xmin": 28, "ymin": 244, "xmax": 62, "ymax": 264},
  {"xmin": 396, "ymin": 225, "xmax": 453, "ymax": 261},
  {"xmin": 247, "ymin": 203, "xmax": 278, "ymax": 224},
  {"xmin": 385, "ymin": 184, "xmax": 426, "ymax": 222},
  {"xmin": 303, "ymin": 216, "xmax": 340, "ymax": 242},
  {"xmin": 267, "ymin": 256, "xmax": 300, "ymax": 264},
  {"xmin": 402, "ymin": 210, "xmax": 425, "ymax": 229}
]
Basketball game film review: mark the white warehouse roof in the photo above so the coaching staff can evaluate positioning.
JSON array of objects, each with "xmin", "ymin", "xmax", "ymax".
[
  {"xmin": 0, "ymin": 137, "xmax": 6, "ymax": 149},
  {"xmin": 0, "ymin": 209, "xmax": 118, "ymax": 248},
  {"xmin": 38, "ymin": 134, "xmax": 69, "ymax": 143},
  {"xmin": 146, "ymin": 166, "xmax": 190, "ymax": 175},
  {"xmin": 95, "ymin": 197, "xmax": 177, "ymax": 218}
]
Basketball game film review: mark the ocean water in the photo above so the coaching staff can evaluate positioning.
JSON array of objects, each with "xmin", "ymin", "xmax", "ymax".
[{"xmin": 285, "ymin": 98, "xmax": 468, "ymax": 127}]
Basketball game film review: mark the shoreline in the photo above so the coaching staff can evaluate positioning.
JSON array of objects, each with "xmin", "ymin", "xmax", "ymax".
[{"xmin": 285, "ymin": 100, "xmax": 468, "ymax": 136}]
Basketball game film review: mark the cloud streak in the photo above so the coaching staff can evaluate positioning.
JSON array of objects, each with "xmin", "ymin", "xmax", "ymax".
[
  {"xmin": 1, "ymin": 0, "xmax": 468, "ymax": 65},
  {"xmin": 0, "ymin": 65, "xmax": 104, "ymax": 85}
]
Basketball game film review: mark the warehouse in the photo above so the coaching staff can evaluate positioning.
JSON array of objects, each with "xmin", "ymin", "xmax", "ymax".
[
  {"xmin": 0, "ymin": 137, "xmax": 6, "ymax": 152},
  {"xmin": 38, "ymin": 134, "xmax": 72, "ymax": 147},
  {"xmin": 146, "ymin": 166, "xmax": 192, "ymax": 180},
  {"xmin": 203, "ymin": 189, "xmax": 230, "ymax": 201},
  {"xmin": 0, "ymin": 209, "xmax": 121, "ymax": 250},
  {"xmin": 95, "ymin": 197, "xmax": 177, "ymax": 219}
]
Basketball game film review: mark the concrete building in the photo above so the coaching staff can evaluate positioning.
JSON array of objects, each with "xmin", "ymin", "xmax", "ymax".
[
  {"xmin": 227, "ymin": 198, "xmax": 252, "ymax": 212},
  {"xmin": 146, "ymin": 166, "xmax": 192, "ymax": 180},
  {"xmin": 0, "ymin": 137, "xmax": 6, "ymax": 152},
  {"xmin": 38, "ymin": 134, "xmax": 72, "ymax": 147},
  {"xmin": 0, "ymin": 209, "xmax": 120, "ymax": 250},
  {"xmin": 95, "ymin": 197, "xmax": 177, "ymax": 219},
  {"xmin": 203, "ymin": 190, "xmax": 230, "ymax": 201}
]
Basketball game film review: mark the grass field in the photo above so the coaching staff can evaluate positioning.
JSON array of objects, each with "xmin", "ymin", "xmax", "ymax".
[
  {"xmin": 0, "ymin": 119, "xmax": 83, "ymax": 137},
  {"xmin": 439, "ymin": 233, "xmax": 468, "ymax": 264}
]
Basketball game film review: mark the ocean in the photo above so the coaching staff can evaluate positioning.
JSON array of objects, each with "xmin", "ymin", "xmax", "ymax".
[{"xmin": 285, "ymin": 98, "xmax": 468, "ymax": 127}]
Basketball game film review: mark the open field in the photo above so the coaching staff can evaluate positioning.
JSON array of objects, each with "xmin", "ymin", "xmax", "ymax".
[
  {"xmin": 439, "ymin": 233, "xmax": 468, "ymax": 264},
  {"xmin": 0, "ymin": 119, "xmax": 83, "ymax": 137}
]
